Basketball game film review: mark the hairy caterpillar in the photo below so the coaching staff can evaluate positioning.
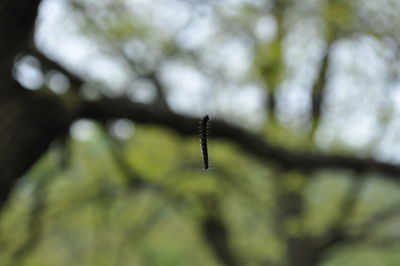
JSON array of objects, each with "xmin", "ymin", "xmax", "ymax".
[{"xmin": 200, "ymin": 115, "xmax": 210, "ymax": 170}]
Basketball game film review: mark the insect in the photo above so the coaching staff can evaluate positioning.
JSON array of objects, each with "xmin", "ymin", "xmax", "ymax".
[{"xmin": 200, "ymin": 115, "xmax": 210, "ymax": 170}]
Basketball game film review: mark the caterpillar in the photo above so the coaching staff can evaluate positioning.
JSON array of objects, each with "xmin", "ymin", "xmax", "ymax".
[{"xmin": 200, "ymin": 115, "xmax": 210, "ymax": 170}]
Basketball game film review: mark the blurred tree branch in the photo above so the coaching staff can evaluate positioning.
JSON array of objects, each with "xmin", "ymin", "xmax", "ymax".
[
  {"xmin": 28, "ymin": 46, "xmax": 84, "ymax": 91},
  {"xmin": 309, "ymin": 31, "xmax": 337, "ymax": 140},
  {"xmin": 200, "ymin": 196, "xmax": 240, "ymax": 266},
  {"xmin": 301, "ymin": 173, "xmax": 366, "ymax": 265},
  {"xmin": 257, "ymin": 0, "xmax": 288, "ymax": 124},
  {"xmin": 8, "ymin": 171, "xmax": 52, "ymax": 266},
  {"xmin": 79, "ymin": 96, "xmax": 400, "ymax": 179},
  {"xmin": 351, "ymin": 200, "xmax": 400, "ymax": 242}
]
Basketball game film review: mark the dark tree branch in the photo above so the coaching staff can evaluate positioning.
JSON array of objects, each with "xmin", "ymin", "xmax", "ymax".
[
  {"xmin": 100, "ymin": 126, "xmax": 163, "ymax": 191},
  {"xmin": 200, "ymin": 196, "xmax": 240, "ymax": 266},
  {"xmin": 332, "ymin": 172, "xmax": 366, "ymax": 228},
  {"xmin": 262, "ymin": 1, "xmax": 286, "ymax": 123},
  {"xmin": 31, "ymin": 46, "xmax": 171, "ymax": 114},
  {"xmin": 301, "ymin": 173, "xmax": 366, "ymax": 265},
  {"xmin": 28, "ymin": 46, "xmax": 84, "ymax": 90},
  {"xmin": 354, "ymin": 201, "xmax": 400, "ymax": 240},
  {"xmin": 294, "ymin": 176, "xmax": 400, "ymax": 266},
  {"xmin": 309, "ymin": 27, "xmax": 339, "ymax": 140},
  {"xmin": 310, "ymin": 200, "xmax": 400, "ymax": 253},
  {"xmin": 309, "ymin": 46, "xmax": 331, "ymax": 139},
  {"xmin": 9, "ymin": 169, "xmax": 54, "ymax": 266},
  {"xmin": 142, "ymin": 72, "xmax": 171, "ymax": 112},
  {"xmin": 78, "ymin": 97, "xmax": 400, "ymax": 179}
]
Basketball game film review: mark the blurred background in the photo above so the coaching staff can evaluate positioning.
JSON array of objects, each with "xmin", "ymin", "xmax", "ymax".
[{"xmin": 2, "ymin": 0, "xmax": 400, "ymax": 265}]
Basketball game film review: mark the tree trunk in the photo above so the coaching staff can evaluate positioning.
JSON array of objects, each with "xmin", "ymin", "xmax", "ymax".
[
  {"xmin": 0, "ymin": 0, "xmax": 70, "ymax": 207},
  {"xmin": 0, "ymin": 90, "xmax": 69, "ymax": 206}
]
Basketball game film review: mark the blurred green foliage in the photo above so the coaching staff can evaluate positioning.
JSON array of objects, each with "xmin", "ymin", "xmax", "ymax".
[
  {"xmin": 0, "ymin": 123, "xmax": 400, "ymax": 265},
  {"xmin": 3, "ymin": 0, "xmax": 400, "ymax": 265}
]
